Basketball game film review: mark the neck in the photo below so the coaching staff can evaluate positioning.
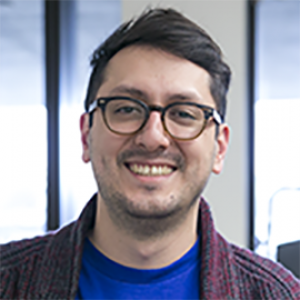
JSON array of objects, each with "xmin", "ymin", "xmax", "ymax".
[{"xmin": 89, "ymin": 193, "xmax": 200, "ymax": 269}]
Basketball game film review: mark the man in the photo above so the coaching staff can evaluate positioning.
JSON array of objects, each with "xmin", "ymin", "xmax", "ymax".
[{"xmin": 1, "ymin": 8, "xmax": 299, "ymax": 300}]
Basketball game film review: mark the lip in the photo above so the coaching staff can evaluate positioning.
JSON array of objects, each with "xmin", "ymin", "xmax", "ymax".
[
  {"xmin": 125, "ymin": 161, "xmax": 177, "ymax": 170},
  {"xmin": 124, "ymin": 160, "xmax": 177, "ymax": 182}
]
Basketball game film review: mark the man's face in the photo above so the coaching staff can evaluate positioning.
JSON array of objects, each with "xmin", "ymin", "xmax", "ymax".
[{"xmin": 80, "ymin": 46, "xmax": 229, "ymax": 233}]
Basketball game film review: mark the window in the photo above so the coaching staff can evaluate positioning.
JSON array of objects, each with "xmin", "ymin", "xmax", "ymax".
[
  {"xmin": 59, "ymin": 0, "xmax": 121, "ymax": 226},
  {"xmin": 0, "ymin": 0, "xmax": 121, "ymax": 243},
  {"xmin": 0, "ymin": 0, "xmax": 46, "ymax": 243},
  {"xmin": 253, "ymin": 0, "xmax": 300, "ymax": 261}
]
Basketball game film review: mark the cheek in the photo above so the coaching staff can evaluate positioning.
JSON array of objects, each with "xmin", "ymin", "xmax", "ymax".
[
  {"xmin": 91, "ymin": 112, "xmax": 123, "ymax": 154},
  {"xmin": 92, "ymin": 136, "xmax": 116, "ymax": 163},
  {"xmin": 182, "ymin": 138, "xmax": 216, "ymax": 175},
  {"xmin": 90, "ymin": 129, "xmax": 129, "ymax": 168}
]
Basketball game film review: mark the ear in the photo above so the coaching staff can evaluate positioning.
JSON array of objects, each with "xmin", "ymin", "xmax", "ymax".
[
  {"xmin": 212, "ymin": 123, "xmax": 230, "ymax": 174},
  {"xmin": 80, "ymin": 113, "xmax": 91, "ymax": 163}
]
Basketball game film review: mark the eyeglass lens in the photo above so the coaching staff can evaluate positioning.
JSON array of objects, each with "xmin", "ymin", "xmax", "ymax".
[{"xmin": 104, "ymin": 99, "xmax": 206, "ymax": 139}]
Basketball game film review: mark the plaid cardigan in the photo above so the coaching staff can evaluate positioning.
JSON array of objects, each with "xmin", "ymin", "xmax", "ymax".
[{"xmin": 1, "ymin": 194, "xmax": 299, "ymax": 299}]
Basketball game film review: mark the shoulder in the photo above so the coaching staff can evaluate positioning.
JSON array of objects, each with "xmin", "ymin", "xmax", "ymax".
[
  {"xmin": 0, "ymin": 223, "xmax": 76, "ymax": 298},
  {"xmin": 1, "ymin": 223, "xmax": 75, "ymax": 270},
  {"xmin": 1, "ymin": 235, "xmax": 50, "ymax": 271},
  {"xmin": 230, "ymin": 243, "xmax": 300, "ymax": 299},
  {"xmin": 0, "ymin": 234, "xmax": 50, "ymax": 298},
  {"xmin": 0, "ymin": 224, "xmax": 74, "ymax": 277}
]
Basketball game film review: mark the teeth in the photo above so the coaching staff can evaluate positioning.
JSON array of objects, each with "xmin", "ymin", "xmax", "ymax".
[
  {"xmin": 129, "ymin": 164, "xmax": 173, "ymax": 176},
  {"xmin": 152, "ymin": 166, "xmax": 158, "ymax": 175}
]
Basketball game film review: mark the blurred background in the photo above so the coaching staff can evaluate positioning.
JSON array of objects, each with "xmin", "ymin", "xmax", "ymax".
[{"xmin": 0, "ymin": 0, "xmax": 299, "ymax": 277}]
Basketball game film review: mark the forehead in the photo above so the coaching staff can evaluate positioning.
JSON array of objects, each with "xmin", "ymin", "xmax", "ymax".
[{"xmin": 97, "ymin": 46, "xmax": 215, "ymax": 107}]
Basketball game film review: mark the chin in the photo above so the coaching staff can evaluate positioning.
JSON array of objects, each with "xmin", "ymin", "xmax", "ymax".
[{"xmin": 124, "ymin": 196, "xmax": 181, "ymax": 219}]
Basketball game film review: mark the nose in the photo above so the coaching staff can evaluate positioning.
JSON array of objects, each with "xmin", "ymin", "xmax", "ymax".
[{"xmin": 134, "ymin": 111, "xmax": 170, "ymax": 151}]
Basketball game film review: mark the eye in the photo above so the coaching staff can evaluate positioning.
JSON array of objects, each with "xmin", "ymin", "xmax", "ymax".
[
  {"xmin": 114, "ymin": 106, "xmax": 137, "ymax": 114},
  {"xmin": 108, "ymin": 100, "xmax": 145, "ymax": 122},
  {"xmin": 177, "ymin": 110, "xmax": 196, "ymax": 120},
  {"xmin": 110, "ymin": 101, "xmax": 143, "ymax": 116},
  {"xmin": 169, "ymin": 108, "xmax": 197, "ymax": 120}
]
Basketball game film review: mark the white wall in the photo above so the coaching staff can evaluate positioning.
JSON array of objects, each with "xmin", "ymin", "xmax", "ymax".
[{"xmin": 122, "ymin": 0, "xmax": 249, "ymax": 248}]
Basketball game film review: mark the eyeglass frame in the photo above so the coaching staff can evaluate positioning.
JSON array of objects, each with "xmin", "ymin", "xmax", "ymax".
[{"xmin": 88, "ymin": 96, "xmax": 223, "ymax": 141}]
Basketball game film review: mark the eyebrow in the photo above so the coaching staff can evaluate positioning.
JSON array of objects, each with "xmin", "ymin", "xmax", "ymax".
[
  {"xmin": 109, "ymin": 85, "xmax": 204, "ymax": 103},
  {"xmin": 110, "ymin": 85, "xmax": 148, "ymax": 100}
]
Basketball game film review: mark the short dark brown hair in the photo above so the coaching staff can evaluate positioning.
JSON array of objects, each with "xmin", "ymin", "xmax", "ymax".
[{"xmin": 84, "ymin": 8, "xmax": 231, "ymax": 121}]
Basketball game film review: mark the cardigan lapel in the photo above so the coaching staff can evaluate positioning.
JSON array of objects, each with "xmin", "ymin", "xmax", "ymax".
[
  {"xmin": 37, "ymin": 194, "xmax": 97, "ymax": 299},
  {"xmin": 199, "ymin": 198, "xmax": 240, "ymax": 299}
]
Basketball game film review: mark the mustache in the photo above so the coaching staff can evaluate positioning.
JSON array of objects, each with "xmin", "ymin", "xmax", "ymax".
[{"xmin": 117, "ymin": 148, "xmax": 185, "ymax": 171}]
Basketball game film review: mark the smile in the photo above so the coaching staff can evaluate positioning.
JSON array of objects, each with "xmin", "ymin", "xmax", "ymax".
[{"xmin": 127, "ymin": 163, "xmax": 175, "ymax": 176}]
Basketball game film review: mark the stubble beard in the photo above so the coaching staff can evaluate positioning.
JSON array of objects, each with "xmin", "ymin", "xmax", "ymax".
[
  {"xmin": 91, "ymin": 150, "xmax": 208, "ymax": 241},
  {"xmin": 95, "ymin": 171, "xmax": 203, "ymax": 241}
]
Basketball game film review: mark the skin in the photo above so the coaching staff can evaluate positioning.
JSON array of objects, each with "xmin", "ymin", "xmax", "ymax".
[{"xmin": 80, "ymin": 46, "xmax": 230, "ymax": 269}]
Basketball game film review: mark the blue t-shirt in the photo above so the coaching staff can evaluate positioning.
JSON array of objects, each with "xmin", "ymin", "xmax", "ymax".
[{"xmin": 76, "ymin": 237, "xmax": 201, "ymax": 300}]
